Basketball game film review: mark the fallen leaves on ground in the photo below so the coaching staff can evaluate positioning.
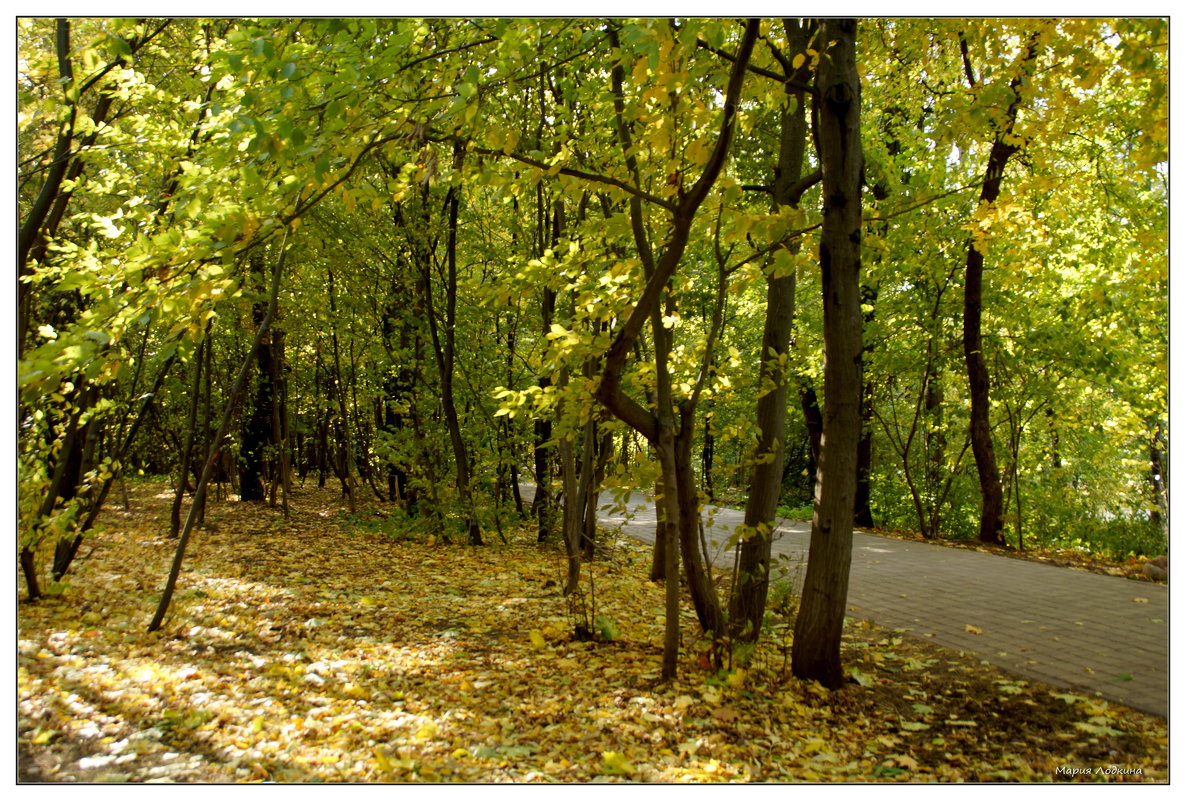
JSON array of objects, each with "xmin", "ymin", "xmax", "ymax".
[{"xmin": 18, "ymin": 482, "xmax": 1168, "ymax": 783}]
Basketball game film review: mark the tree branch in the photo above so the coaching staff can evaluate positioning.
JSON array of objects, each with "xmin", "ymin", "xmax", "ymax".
[
  {"xmin": 466, "ymin": 143, "xmax": 678, "ymax": 213},
  {"xmin": 695, "ymin": 36, "xmax": 817, "ymax": 96}
]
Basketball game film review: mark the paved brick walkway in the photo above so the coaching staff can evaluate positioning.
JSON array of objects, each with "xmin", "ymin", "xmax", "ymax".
[{"xmin": 574, "ymin": 490, "xmax": 1169, "ymax": 718}]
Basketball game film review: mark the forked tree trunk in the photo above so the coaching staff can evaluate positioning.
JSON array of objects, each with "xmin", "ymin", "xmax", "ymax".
[{"xmin": 593, "ymin": 20, "xmax": 758, "ymax": 679}]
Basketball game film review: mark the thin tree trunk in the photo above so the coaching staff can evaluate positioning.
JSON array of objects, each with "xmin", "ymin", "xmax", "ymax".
[
  {"xmin": 271, "ymin": 328, "xmax": 290, "ymax": 516},
  {"xmin": 150, "ymin": 226, "xmax": 293, "ymax": 632},
  {"xmin": 558, "ymin": 387, "xmax": 590, "ymax": 596},
  {"xmin": 197, "ymin": 321, "xmax": 214, "ymax": 525},
  {"xmin": 19, "ymin": 19, "xmax": 76, "ymax": 355},
  {"xmin": 52, "ymin": 346, "xmax": 181, "ymax": 580},
  {"xmin": 800, "ymin": 384, "xmax": 823, "ymax": 487},
  {"xmin": 533, "ymin": 201, "xmax": 559, "ymax": 542},
  {"xmin": 423, "ymin": 175, "xmax": 482, "ymax": 545},
  {"xmin": 171, "ymin": 334, "xmax": 207, "ymax": 537},
  {"xmin": 1150, "ymin": 421, "xmax": 1168, "ymax": 531},
  {"xmin": 853, "ymin": 283, "xmax": 878, "ymax": 528},
  {"xmin": 730, "ymin": 18, "xmax": 813, "ymax": 642},
  {"xmin": 674, "ymin": 405, "xmax": 725, "ymax": 636},
  {"xmin": 326, "ymin": 262, "xmax": 356, "ymax": 511}
]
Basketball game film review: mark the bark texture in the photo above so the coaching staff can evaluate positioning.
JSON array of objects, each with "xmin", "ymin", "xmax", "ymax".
[{"xmin": 792, "ymin": 18, "xmax": 864, "ymax": 689}]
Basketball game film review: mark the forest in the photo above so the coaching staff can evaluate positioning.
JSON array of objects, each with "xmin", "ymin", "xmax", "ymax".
[{"xmin": 17, "ymin": 17, "xmax": 1168, "ymax": 783}]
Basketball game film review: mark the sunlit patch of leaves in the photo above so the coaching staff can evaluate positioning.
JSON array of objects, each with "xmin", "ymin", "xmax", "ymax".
[{"xmin": 18, "ymin": 482, "xmax": 1168, "ymax": 782}]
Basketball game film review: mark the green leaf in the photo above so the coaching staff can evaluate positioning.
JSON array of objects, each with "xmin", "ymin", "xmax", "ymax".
[
  {"xmin": 847, "ymin": 668, "xmax": 875, "ymax": 687},
  {"xmin": 595, "ymin": 616, "xmax": 619, "ymax": 641},
  {"xmin": 1074, "ymin": 721, "xmax": 1124, "ymax": 737}
]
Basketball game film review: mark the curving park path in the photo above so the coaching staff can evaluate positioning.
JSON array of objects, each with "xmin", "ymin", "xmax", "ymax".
[{"xmin": 526, "ymin": 487, "xmax": 1169, "ymax": 717}]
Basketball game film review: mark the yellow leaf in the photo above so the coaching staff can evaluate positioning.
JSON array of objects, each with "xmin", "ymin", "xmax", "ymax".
[
  {"xmin": 965, "ymin": 624, "xmax": 983, "ymax": 635},
  {"xmin": 601, "ymin": 751, "xmax": 635, "ymax": 775},
  {"xmin": 451, "ymin": 747, "xmax": 470, "ymax": 760},
  {"xmin": 896, "ymin": 754, "xmax": 920, "ymax": 771},
  {"xmin": 415, "ymin": 721, "xmax": 438, "ymax": 741},
  {"xmin": 711, "ymin": 706, "xmax": 740, "ymax": 723},
  {"xmin": 503, "ymin": 129, "xmax": 520, "ymax": 156},
  {"xmin": 31, "ymin": 729, "xmax": 58, "ymax": 745},
  {"xmin": 792, "ymin": 53, "xmax": 806, "ymax": 70},
  {"xmin": 801, "ymin": 738, "xmax": 827, "ymax": 756},
  {"xmin": 529, "ymin": 630, "xmax": 547, "ymax": 650}
]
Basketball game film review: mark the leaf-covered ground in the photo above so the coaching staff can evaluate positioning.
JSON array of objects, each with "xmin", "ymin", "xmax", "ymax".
[{"xmin": 18, "ymin": 482, "xmax": 1168, "ymax": 783}]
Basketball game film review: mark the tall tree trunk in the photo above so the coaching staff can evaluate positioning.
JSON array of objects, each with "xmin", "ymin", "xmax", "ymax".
[
  {"xmin": 558, "ymin": 382, "xmax": 594, "ymax": 596},
  {"xmin": 961, "ymin": 29, "xmax": 1041, "ymax": 546},
  {"xmin": 51, "ymin": 344, "xmax": 181, "ymax": 581},
  {"xmin": 422, "ymin": 168, "xmax": 482, "ymax": 545},
  {"xmin": 533, "ymin": 197, "xmax": 560, "ymax": 542},
  {"xmin": 270, "ymin": 328, "xmax": 290, "ymax": 516},
  {"xmin": 923, "ymin": 362, "xmax": 946, "ymax": 536},
  {"xmin": 674, "ymin": 405, "xmax": 725, "ymax": 636},
  {"xmin": 792, "ymin": 18, "xmax": 864, "ymax": 689},
  {"xmin": 582, "ymin": 429, "xmax": 614, "ymax": 560},
  {"xmin": 800, "ymin": 384, "xmax": 823, "ymax": 486},
  {"xmin": 730, "ymin": 18, "xmax": 814, "ymax": 642},
  {"xmin": 326, "ymin": 262, "xmax": 356, "ymax": 511},
  {"xmin": 240, "ymin": 253, "xmax": 275, "ymax": 502},
  {"xmin": 701, "ymin": 411, "xmax": 716, "ymax": 505},
  {"xmin": 381, "ymin": 303, "xmax": 415, "ymax": 504},
  {"xmin": 853, "ymin": 283, "xmax": 879, "ymax": 528}
]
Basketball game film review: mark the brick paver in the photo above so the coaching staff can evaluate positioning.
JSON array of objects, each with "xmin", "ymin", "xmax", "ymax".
[{"xmin": 583, "ymin": 490, "xmax": 1169, "ymax": 718}]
